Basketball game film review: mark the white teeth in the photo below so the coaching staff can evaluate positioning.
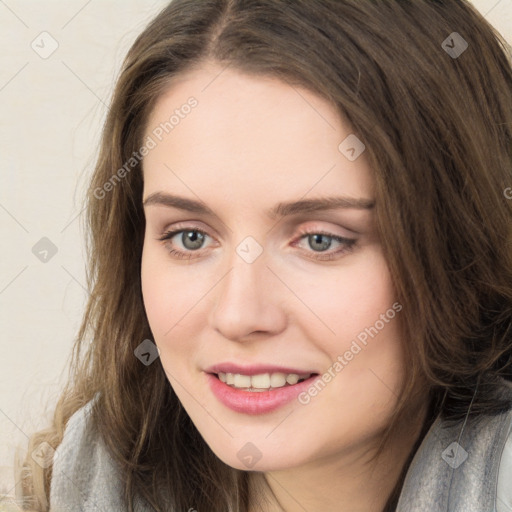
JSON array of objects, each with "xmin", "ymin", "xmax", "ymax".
[
  {"xmin": 270, "ymin": 372, "xmax": 287, "ymax": 387},
  {"xmin": 251, "ymin": 373, "xmax": 271, "ymax": 388},
  {"xmin": 286, "ymin": 374, "xmax": 300, "ymax": 385},
  {"xmin": 233, "ymin": 374, "xmax": 252, "ymax": 388},
  {"xmin": 216, "ymin": 372, "xmax": 311, "ymax": 390}
]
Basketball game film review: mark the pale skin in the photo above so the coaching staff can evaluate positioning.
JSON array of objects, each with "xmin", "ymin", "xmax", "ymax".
[{"xmin": 140, "ymin": 61, "xmax": 429, "ymax": 512}]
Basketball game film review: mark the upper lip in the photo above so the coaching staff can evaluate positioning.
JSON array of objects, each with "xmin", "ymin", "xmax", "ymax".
[{"xmin": 204, "ymin": 363, "xmax": 319, "ymax": 376}]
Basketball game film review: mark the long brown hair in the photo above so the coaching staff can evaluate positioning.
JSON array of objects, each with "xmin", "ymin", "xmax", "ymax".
[{"xmin": 18, "ymin": 1, "xmax": 512, "ymax": 510}]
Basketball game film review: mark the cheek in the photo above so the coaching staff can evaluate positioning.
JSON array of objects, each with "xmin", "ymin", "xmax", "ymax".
[
  {"xmin": 141, "ymin": 244, "xmax": 203, "ymax": 338},
  {"xmin": 286, "ymin": 247, "xmax": 399, "ymax": 353},
  {"xmin": 140, "ymin": 250, "xmax": 171, "ymax": 337},
  {"xmin": 140, "ymin": 244, "xmax": 211, "ymax": 384}
]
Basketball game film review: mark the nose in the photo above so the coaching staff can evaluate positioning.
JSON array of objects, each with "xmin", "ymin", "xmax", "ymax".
[{"xmin": 208, "ymin": 246, "xmax": 287, "ymax": 342}]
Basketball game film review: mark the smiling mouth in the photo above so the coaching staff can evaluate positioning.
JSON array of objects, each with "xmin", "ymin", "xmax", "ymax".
[{"xmin": 213, "ymin": 371, "xmax": 318, "ymax": 392}]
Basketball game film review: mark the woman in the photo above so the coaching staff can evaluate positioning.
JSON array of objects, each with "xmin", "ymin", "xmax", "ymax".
[{"xmin": 18, "ymin": 1, "xmax": 512, "ymax": 511}]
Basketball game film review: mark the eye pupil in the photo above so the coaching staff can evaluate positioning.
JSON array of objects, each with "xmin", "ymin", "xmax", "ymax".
[
  {"xmin": 309, "ymin": 234, "xmax": 332, "ymax": 252},
  {"xmin": 183, "ymin": 230, "xmax": 205, "ymax": 250}
]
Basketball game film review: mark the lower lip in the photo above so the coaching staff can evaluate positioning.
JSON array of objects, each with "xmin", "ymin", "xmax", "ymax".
[{"xmin": 206, "ymin": 373, "xmax": 319, "ymax": 414}]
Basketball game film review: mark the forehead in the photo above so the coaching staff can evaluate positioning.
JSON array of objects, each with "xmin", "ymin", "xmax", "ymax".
[{"xmin": 142, "ymin": 64, "xmax": 374, "ymax": 206}]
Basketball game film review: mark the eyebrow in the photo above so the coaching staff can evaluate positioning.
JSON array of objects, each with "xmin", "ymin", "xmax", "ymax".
[{"xmin": 143, "ymin": 192, "xmax": 375, "ymax": 219}]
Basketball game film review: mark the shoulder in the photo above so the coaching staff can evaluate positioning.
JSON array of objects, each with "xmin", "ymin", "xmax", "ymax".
[
  {"xmin": 49, "ymin": 394, "xmax": 128, "ymax": 512},
  {"xmin": 397, "ymin": 378, "xmax": 512, "ymax": 512},
  {"xmin": 497, "ymin": 398, "xmax": 512, "ymax": 512}
]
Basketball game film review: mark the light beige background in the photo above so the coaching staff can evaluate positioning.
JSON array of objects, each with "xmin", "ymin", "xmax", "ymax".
[{"xmin": 0, "ymin": 0, "xmax": 511, "ymax": 504}]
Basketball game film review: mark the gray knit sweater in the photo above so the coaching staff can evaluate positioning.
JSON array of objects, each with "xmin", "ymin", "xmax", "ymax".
[{"xmin": 49, "ymin": 383, "xmax": 512, "ymax": 512}]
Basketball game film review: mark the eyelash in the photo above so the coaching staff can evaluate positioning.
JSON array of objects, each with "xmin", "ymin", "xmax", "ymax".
[{"xmin": 157, "ymin": 226, "xmax": 356, "ymax": 261}]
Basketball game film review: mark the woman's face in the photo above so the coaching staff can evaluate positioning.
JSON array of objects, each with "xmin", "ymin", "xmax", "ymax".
[{"xmin": 141, "ymin": 62, "xmax": 407, "ymax": 472}]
